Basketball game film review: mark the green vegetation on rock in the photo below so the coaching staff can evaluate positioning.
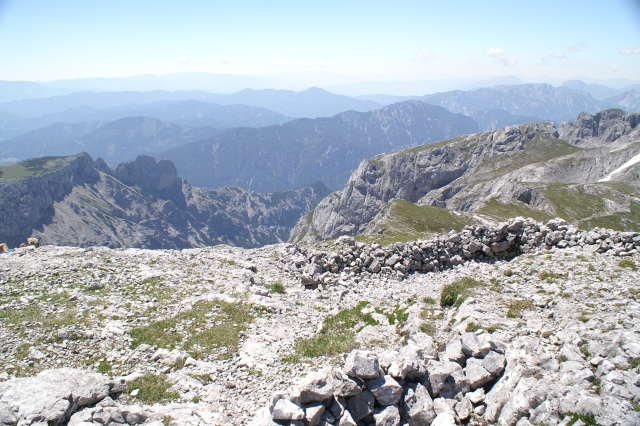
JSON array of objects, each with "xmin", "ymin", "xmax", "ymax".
[
  {"xmin": 359, "ymin": 200, "xmax": 476, "ymax": 245},
  {"xmin": 129, "ymin": 300, "xmax": 254, "ymax": 359},
  {"xmin": 440, "ymin": 277, "xmax": 483, "ymax": 308}
]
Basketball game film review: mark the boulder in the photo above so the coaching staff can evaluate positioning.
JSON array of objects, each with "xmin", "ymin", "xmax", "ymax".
[
  {"xmin": 346, "ymin": 390, "xmax": 375, "ymax": 422},
  {"xmin": 373, "ymin": 405, "xmax": 401, "ymax": 426},
  {"xmin": 465, "ymin": 358, "xmax": 494, "ymax": 389},
  {"xmin": 366, "ymin": 375, "xmax": 403, "ymax": 406},
  {"xmin": 337, "ymin": 409, "xmax": 357, "ymax": 426},
  {"xmin": 296, "ymin": 371, "xmax": 334, "ymax": 404},
  {"xmin": 400, "ymin": 383, "xmax": 436, "ymax": 425},
  {"xmin": 461, "ymin": 332, "xmax": 492, "ymax": 358},
  {"xmin": 344, "ymin": 350, "xmax": 381, "ymax": 380},
  {"xmin": 483, "ymin": 351, "xmax": 507, "ymax": 376},
  {"xmin": 331, "ymin": 369, "xmax": 363, "ymax": 397},
  {"xmin": 272, "ymin": 399, "xmax": 304, "ymax": 421},
  {"xmin": 304, "ymin": 403, "xmax": 325, "ymax": 426}
]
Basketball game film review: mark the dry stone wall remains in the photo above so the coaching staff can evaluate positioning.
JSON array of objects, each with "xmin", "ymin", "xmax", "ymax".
[{"xmin": 292, "ymin": 218, "xmax": 640, "ymax": 288}]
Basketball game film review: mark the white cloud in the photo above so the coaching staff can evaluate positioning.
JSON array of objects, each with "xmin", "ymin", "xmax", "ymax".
[
  {"xmin": 178, "ymin": 57, "xmax": 189, "ymax": 64},
  {"xmin": 485, "ymin": 48, "xmax": 518, "ymax": 66},
  {"xmin": 620, "ymin": 47, "xmax": 640, "ymax": 55},
  {"xmin": 565, "ymin": 59, "xmax": 590, "ymax": 67},
  {"xmin": 221, "ymin": 57, "xmax": 236, "ymax": 64},
  {"xmin": 416, "ymin": 48, "xmax": 436, "ymax": 63},
  {"xmin": 611, "ymin": 64, "xmax": 620, "ymax": 71},
  {"xmin": 568, "ymin": 42, "xmax": 588, "ymax": 52},
  {"xmin": 552, "ymin": 52, "xmax": 567, "ymax": 59}
]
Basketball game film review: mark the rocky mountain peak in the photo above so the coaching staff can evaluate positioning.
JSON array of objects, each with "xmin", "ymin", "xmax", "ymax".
[
  {"xmin": 114, "ymin": 155, "xmax": 186, "ymax": 206},
  {"xmin": 559, "ymin": 108, "xmax": 640, "ymax": 147}
]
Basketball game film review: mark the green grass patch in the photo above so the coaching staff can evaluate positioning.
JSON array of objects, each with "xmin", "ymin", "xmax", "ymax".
[
  {"xmin": 440, "ymin": 277, "xmax": 483, "ymax": 308},
  {"xmin": 578, "ymin": 312, "xmax": 591, "ymax": 323},
  {"xmin": 477, "ymin": 197, "xmax": 554, "ymax": 223},
  {"xmin": 356, "ymin": 200, "xmax": 475, "ymax": 245},
  {"xmin": 486, "ymin": 324, "xmax": 502, "ymax": 333},
  {"xmin": 566, "ymin": 412, "xmax": 597, "ymax": 426},
  {"xmin": 292, "ymin": 301, "xmax": 375, "ymax": 358},
  {"xmin": 422, "ymin": 297, "xmax": 436, "ymax": 305},
  {"xmin": 506, "ymin": 299, "xmax": 532, "ymax": 318},
  {"xmin": 539, "ymin": 270, "xmax": 564, "ymax": 282},
  {"xmin": 0, "ymin": 155, "xmax": 79, "ymax": 180},
  {"xmin": 619, "ymin": 258, "xmax": 637, "ymax": 271},
  {"xmin": 124, "ymin": 374, "xmax": 179, "ymax": 404},
  {"xmin": 465, "ymin": 321, "xmax": 481, "ymax": 332},
  {"xmin": 129, "ymin": 300, "xmax": 254, "ymax": 359},
  {"xmin": 419, "ymin": 322, "xmax": 436, "ymax": 335},
  {"xmin": 97, "ymin": 361, "xmax": 112, "ymax": 374},
  {"xmin": 266, "ymin": 282, "xmax": 286, "ymax": 294}
]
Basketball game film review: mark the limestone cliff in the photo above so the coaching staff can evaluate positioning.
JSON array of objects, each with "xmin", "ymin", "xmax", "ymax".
[{"xmin": 291, "ymin": 109, "xmax": 640, "ymax": 242}]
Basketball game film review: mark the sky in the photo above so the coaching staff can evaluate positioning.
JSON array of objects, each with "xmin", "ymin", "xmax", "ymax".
[{"xmin": 0, "ymin": 0, "xmax": 639, "ymax": 84}]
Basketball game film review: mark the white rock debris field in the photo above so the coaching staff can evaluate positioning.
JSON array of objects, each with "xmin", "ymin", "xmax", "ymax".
[{"xmin": 0, "ymin": 217, "xmax": 639, "ymax": 425}]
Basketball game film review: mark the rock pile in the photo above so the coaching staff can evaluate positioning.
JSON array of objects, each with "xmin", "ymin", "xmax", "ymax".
[
  {"xmin": 252, "ymin": 334, "xmax": 511, "ymax": 426},
  {"xmin": 295, "ymin": 218, "xmax": 640, "ymax": 286}
]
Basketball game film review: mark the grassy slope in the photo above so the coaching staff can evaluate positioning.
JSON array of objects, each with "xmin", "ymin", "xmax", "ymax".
[
  {"xmin": 358, "ymin": 199, "xmax": 476, "ymax": 245},
  {"xmin": 0, "ymin": 155, "xmax": 79, "ymax": 180}
]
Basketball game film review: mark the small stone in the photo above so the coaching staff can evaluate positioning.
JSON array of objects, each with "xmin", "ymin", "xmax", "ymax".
[
  {"xmin": 454, "ymin": 397, "xmax": 472, "ymax": 420},
  {"xmin": 130, "ymin": 389, "xmax": 139, "ymax": 397}
]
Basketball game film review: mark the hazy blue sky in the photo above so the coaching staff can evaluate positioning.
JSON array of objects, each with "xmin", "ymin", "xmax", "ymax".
[{"xmin": 1, "ymin": 0, "xmax": 639, "ymax": 82}]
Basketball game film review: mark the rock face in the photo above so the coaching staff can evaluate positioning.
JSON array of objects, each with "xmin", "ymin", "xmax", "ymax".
[
  {"xmin": 0, "ymin": 153, "xmax": 330, "ymax": 248},
  {"xmin": 291, "ymin": 109, "xmax": 640, "ymax": 243}
]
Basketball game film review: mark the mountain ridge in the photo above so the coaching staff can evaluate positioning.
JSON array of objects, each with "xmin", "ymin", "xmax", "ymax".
[
  {"xmin": 159, "ymin": 100, "xmax": 480, "ymax": 191},
  {"xmin": 290, "ymin": 109, "xmax": 640, "ymax": 243},
  {"xmin": 0, "ymin": 153, "xmax": 330, "ymax": 249}
]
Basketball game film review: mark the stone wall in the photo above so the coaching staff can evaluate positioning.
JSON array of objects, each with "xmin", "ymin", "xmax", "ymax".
[{"xmin": 293, "ymin": 218, "xmax": 640, "ymax": 287}]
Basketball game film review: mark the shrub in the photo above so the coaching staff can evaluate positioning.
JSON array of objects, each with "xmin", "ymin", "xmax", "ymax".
[
  {"xmin": 440, "ymin": 277, "xmax": 483, "ymax": 308},
  {"xmin": 503, "ymin": 269, "xmax": 513, "ymax": 277}
]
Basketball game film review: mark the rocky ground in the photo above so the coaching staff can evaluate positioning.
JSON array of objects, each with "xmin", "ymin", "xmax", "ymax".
[{"xmin": 0, "ymin": 219, "xmax": 639, "ymax": 425}]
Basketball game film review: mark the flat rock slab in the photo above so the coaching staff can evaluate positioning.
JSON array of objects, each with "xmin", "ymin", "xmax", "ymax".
[{"xmin": 0, "ymin": 368, "xmax": 109, "ymax": 425}]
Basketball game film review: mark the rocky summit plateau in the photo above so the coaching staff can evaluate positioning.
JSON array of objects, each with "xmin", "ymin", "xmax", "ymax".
[{"xmin": 0, "ymin": 217, "xmax": 639, "ymax": 425}]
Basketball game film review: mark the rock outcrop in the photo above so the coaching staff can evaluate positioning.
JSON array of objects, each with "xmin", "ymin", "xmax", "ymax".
[
  {"xmin": 0, "ymin": 153, "xmax": 330, "ymax": 248},
  {"xmin": 291, "ymin": 110, "xmax": 640, "ymax": 243}
]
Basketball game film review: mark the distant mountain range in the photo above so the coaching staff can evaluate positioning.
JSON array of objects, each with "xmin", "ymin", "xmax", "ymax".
[
  {"xmin": 158, "ymin": 101, "xmax": 479, "ymax": 192},
  {"xmin": 0, "ymin": 154, "xmax": 330, "ymax": 249},
  {"xmin": 0, "ymin": 117, "xmax": 223, "ymax": 166},
  {"xmin": 0, "ymin": 87, "xmax": 381, "ymax": 119}
]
